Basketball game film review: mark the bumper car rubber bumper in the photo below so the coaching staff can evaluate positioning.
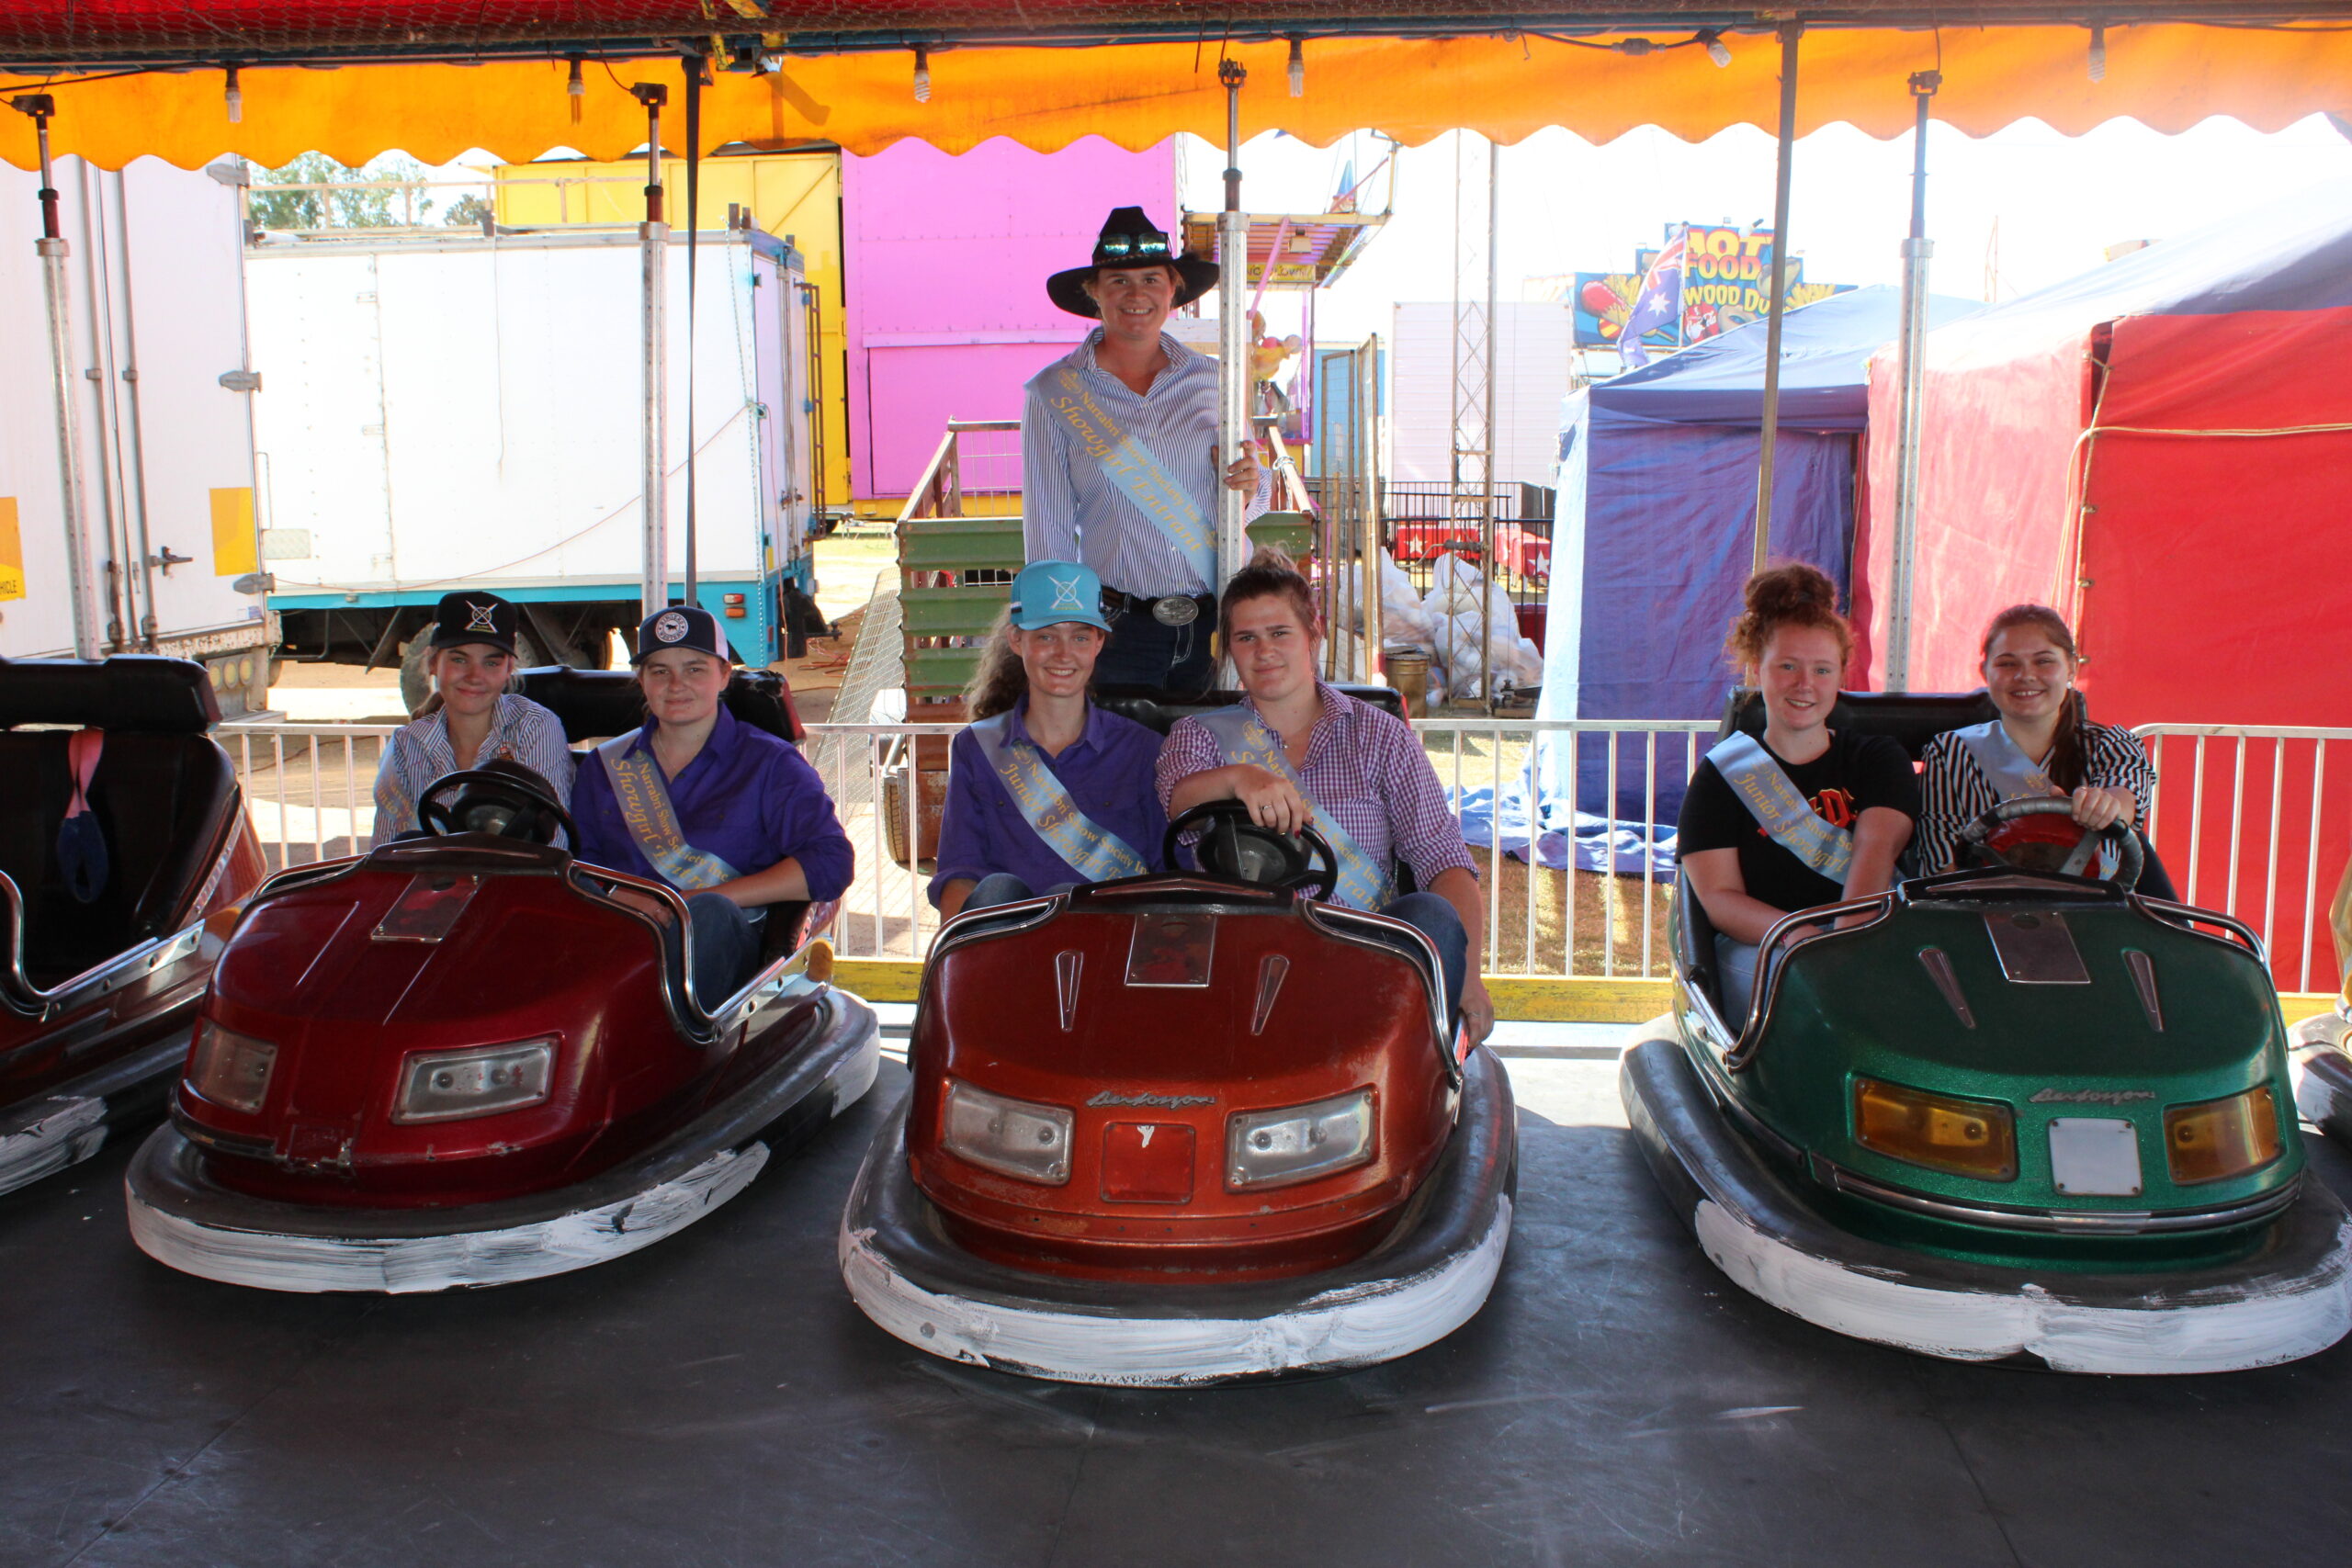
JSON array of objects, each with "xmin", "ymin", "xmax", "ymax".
[
  {"xmin": 0, "ymin": 1033, "xmax": 187, "ymax": 1198},
  {"xmin": 1621, "ymin": 1017, "xmax": 2352, "ymax": 1374},
  {"xmin": 838, "ymin": 1045, "xmax": 1518, "ymax": 1388},
  {"xmin": 2291, "ymin": 1011, "xmax": 2352, "ymax": 1142},
  {"xmin": 125, "ymin": 989, "xmax": 879, "ymax": 1293}
]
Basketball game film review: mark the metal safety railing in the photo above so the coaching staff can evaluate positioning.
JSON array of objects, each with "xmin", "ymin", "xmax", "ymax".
[
  {"xmin": 2134, "ymin": 723, "xmax": 2352, "ymax": 993},
  {"xmin": 217, "ymin": 717, "xmax": 2352, "ymax": 993}
]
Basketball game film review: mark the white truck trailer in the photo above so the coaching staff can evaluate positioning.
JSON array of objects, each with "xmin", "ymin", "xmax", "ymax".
[
  {"xmin": 245, "ymin": 221, "xmax": 821, "ymax": 705},
  {"xmin": 0, "ymin": 153, "xmax": 273, "ymax": 713}
]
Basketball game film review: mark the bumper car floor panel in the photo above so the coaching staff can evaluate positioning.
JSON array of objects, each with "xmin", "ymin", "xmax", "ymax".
[{"xmin": 1623, "ymin": 1017, "xmax": 2352, "ymax": 1375}]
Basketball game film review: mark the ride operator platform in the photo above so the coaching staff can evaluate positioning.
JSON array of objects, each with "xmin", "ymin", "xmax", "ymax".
[{"xmin": 1023, "ymin": 206, "xmax": 1268, "ymax": 696}]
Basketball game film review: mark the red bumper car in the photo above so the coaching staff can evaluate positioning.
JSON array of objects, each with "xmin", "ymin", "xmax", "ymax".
[
  {"xmin": 1, "ymin": 656, "xmax": 264, "ymax": 1195},
  {"xmin": 126, "ymin": 668, "xmax": 878, "ymax": 1292},
  {"xmin": 839, "ymin": 690, "xmax": 1517, "ymax": 1387}
]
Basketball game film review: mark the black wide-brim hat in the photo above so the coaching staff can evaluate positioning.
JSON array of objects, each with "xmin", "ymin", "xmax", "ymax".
[{"xmin": 1047, "ymin": 205, "xmax": 1220, "ymax": 319}]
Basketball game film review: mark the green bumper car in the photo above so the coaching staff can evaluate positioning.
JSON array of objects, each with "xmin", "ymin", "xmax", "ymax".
[{"xmin": 1623, "ymin": 693, "xmax": 2352, "ymax": 1375}]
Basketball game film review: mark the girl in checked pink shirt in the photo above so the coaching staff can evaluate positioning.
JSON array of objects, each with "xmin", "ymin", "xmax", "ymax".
[{"xmin": 1156, "ymin": 549, "xmax": 1491, "ymax": 1043}]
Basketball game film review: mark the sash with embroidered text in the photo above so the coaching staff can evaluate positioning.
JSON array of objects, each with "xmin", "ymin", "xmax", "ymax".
[
  {"xmin": 1194, "ymin": 705, "xmax": 1388, "ymax": 909},
  {"xmin": 1048, "ymin": 367, "xmax": 1215, "ymax": 588},
  {"xmin": 1707, "ymin": 731, "xmax": 1853, "ymax": 885},
  {"xmin": 969, "ymin": 713, "xmax": 1150, "ymax": 885},
  {"xmin": 595, "ymin": 731, "xmax": 741, "ymax": 891}
]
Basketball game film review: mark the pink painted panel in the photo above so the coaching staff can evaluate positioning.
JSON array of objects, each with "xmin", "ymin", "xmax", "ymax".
[{"xmin": 842, "ymin": 135, "xmax": 1178, "ymax": 499}]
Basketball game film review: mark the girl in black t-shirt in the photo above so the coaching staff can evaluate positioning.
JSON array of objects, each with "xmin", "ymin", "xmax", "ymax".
[{"xmin": 1678, "ymin": 565, "xmax": 1920, "ymax": 1021}]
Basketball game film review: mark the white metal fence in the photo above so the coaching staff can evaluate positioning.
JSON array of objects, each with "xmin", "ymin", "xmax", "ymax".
[{"xmin": 220, "ymin": 716, "xmax": 2352, "ymax": 991}]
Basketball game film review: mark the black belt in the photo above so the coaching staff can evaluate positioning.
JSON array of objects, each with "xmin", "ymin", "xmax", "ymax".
[{"xmin": 1100, "ymin": 586, "xmax": 1214, "ymax": 626}]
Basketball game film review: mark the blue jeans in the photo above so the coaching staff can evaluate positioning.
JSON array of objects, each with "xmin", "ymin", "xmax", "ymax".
[
  {"xmin": 685, "ymin": 891, "xmax": 759, "ymax": 1005},
  {"xmin": 1094, "ymin": 602, "xmax": 1214, "ymax": 696},
  {"xmin": 1713, "ymin": 932, "xmax": 1759, "ymax": 1024},
  {"xmin": 1382, "ymin": 890, "xmax": 1468, "ymax": 1029},
  {"xmin": 964, "ymin": 873, "xmax": 1076, "ymax": 912}
]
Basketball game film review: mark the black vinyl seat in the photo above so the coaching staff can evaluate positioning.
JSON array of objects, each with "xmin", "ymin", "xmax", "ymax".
[
  {"xmin": 514, "ymin": 666, "xmax": 804, "ymax": 747},
  {"xmin": 1716, "ymin": 686, "xmax": 2007, "ymax": 761},
  {"xmin": 1094, "ymin": 682, "xmax": 1406, "ymax": 737},
  {"xmin": 0, "ymin": 656, "xmax": 242, "ymax": 989}
]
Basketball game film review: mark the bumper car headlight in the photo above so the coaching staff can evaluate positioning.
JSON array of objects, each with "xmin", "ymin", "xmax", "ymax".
[
  {"xmin": 393, "ymin": 1039, "xmax": 556, "ymax": 1124},
  {"xmin": 2165, "ymin": 1086, "xmax": 2283, "ymax": 1185},
  {"xmin": 941, "ymin": 1079, "xmax": 1072, "ymax": 1185},
  {"xmin": 187, "ymin": 1019, "xmax": 278, "ymax": 1113},
  {"xmin": 1226, "ymin": 1089, "xmax": 1375, "ymax": 1190},
  {"xmin": 1853, "ymin": 1077, "xmax": 2018, "ymax": 1181}
]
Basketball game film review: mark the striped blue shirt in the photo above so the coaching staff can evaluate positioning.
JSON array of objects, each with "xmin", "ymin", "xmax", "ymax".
[{"xmin": 1021, "ymin": 330, "xmax": 1265, "ymax": 599}]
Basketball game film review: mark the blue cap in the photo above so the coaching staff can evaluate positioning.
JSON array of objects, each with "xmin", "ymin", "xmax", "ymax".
[
  {"xmin": 633, "ymin": 604, "xmax": 731, "ymax": 665},
  {"xmin": 1009, "ymin": 560, "xmax": 1112, "ymax": 633}
]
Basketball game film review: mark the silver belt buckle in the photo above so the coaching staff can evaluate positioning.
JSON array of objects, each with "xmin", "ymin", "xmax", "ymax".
[{"xmin": 1150, "ymin": 595, "xmax": 1200, "ymax": 626}]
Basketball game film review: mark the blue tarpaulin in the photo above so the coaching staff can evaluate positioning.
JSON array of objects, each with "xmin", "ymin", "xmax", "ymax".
[{"xmin": 1464, "ymin": 287, "xmax": 1977, "ymax": 867}]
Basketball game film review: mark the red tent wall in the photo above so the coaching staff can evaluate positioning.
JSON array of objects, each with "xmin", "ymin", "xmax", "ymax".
[
  {"xmin": 2075, "ymin": 307, "xmax": 2352, "ymax": 991},
  {"xmin": 1852, "ymin": 328, "xmax": 2087, "ymax": 691},
  {"xmin": 1857, "ymin": 303, "xmax": 2352, "ymax": 989}
]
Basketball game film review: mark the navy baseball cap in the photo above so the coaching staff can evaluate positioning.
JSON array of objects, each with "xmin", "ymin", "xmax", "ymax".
[
  {"xmin": 632, "ymin": 604, "xmax": 731, "ymax": 665},
  {"xmin": 430, "ymin": 591, "xmax": 519, "ymax": 656},
  {"xmin": 1009, "ymin": 560, "xmax": 1112, "ymax": 633}
]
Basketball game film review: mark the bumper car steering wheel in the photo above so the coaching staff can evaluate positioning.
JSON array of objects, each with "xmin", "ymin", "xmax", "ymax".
[
  {"xmin": 1957, "ymin": 795, "xmax": 2143, "ymax": 891},
  {"xmin": 1165, "ymin": 800, "xmax": 1338, "ymax": 900},
  {"xmin": 417, "ymin": 763, "xmax": 579, "ymax": 848}
]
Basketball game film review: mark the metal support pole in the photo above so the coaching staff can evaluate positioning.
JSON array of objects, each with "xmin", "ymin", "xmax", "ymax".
[
  {"xmin": 1751, "ymin": 21, "xmax": 1803, "ymax": 577},
  {"xmin": 1216, "ymin": 58, "xmax": 1250, "ymax": 589},
  {"xmin": 633, "ymin": 82, "xmax": 672, "ymax": 617},
  {"xmin": 1357, "ymin": 338, "xmax": 1384, "ymax": 677},
  {"xmin": 1886, "ymin": 70, "xmax": 1940, "ymax": 692},
  {"xmin": 12, "ymin": 95, "xmax": 100, "ymax": 660},
  {"xmin": 1479, "ymin": 137, "xmax": 1498, "ymax": 715}
]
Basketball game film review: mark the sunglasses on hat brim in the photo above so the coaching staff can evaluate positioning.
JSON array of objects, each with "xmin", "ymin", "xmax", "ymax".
[{"xmin": 1096, "ymin": 231, "xmax": 1173, "ymax": 262}]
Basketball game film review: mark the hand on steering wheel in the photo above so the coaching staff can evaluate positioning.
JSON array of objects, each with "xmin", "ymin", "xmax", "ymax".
[
  {"xmin": 1958, "ymin": 795, "xmax": 2143, "ymax": 891},
  {"xmin": 416, "ymin": 766, "xmax": 580, "ymax": 848},
  {"xmin": 1163, "ymin": 799, "xmax": 1339, "ymax": 900}
]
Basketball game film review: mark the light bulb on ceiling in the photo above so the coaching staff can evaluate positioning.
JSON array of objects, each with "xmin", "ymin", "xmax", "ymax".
[
  {"xmin": 1701, "ymin": 29, "xmax": 1733, "ymax": 69},
  {"xmin": 566, "ymin": 57, "xmax": 584, "ymax": 124},
  {"xmin": 2088, "ymin": 25, "xmax": 2107, "ymax": 83},
  {"xmin": 1288, "ymin": 38, "xmax": 1305, "ymax": 97},
  {"xmin": 224, "ymin": 65, "xmax": 243, "ymax": 124},
  {"xmin": 913, "ymin": 45, "xmax": 931, "ymax": 103}
]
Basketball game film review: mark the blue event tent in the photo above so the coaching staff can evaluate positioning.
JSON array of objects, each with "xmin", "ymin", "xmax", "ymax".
[{"xmin": 1461, "ymin": 286, "xmax": 1976, "ymax": 876}]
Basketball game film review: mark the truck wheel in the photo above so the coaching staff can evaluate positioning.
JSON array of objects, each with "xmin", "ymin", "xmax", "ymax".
[{"xmin": 398, "ymin": 628, "xmax": 437, "ymax": 716}]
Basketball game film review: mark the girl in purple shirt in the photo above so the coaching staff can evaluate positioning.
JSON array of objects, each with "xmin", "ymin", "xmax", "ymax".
[{"xmin": 931, "ymin": 560, "xmax": 1167, "ymax": 918}]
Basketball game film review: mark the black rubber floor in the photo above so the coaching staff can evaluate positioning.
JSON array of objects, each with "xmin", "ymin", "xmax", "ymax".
[{"xmin": 6, "ymin": 1052, "xmax": 2349, "ymax": 1568}]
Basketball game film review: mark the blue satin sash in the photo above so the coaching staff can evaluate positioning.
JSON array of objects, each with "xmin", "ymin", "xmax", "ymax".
[
  {"xmin": 1707, "ymin": 731, "xmax": 1853, "ymax": 884},
  {"xmin": 1047, "ymin": 367, "xmax": 1215, "ymax": 588},
  {"xmin": 1194, "ymin": 705, "xmax": 1387, "ymax": 909},
  {"xmin": 968, "ymin": 713, "xmax": 1150, "ymax": 885},
  {"xmin": 595, "ymin": 731, "xmax": 741, "ymax": 892}
]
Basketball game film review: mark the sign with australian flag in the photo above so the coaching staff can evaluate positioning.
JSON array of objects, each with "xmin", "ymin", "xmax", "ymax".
[{"xmin": 1566, "ymin": 222, "xmax": 1851, "ymax": 356}]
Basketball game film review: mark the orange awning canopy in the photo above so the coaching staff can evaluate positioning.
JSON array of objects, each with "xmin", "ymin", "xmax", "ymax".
[{"xmin": 6, "ymin": 22, "xmax": 2352, "ymax": 172}]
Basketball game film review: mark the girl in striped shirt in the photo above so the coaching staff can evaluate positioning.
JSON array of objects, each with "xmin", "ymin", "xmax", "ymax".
[{"xmin": 1917, "ymin": 604, "xmax": 2172, "ymax": 897}]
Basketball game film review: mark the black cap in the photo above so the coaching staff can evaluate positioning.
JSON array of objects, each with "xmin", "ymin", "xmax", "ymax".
[
  {"xmin": 429, "ymin": 592, "xmax": 519, "ymax": 656},
  {"xmin": 633, "ymin": 604, "xmax": 730, "ymax": 665}
]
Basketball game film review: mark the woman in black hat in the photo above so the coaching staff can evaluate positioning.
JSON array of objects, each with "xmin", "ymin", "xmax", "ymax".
[
  {"xmin": 372, "ymin": 591, "xmax": 573, "ymax": 839},
  {"xmin": 1021, "ymin": 206, "xmax": 1265, "ymax": 696}
]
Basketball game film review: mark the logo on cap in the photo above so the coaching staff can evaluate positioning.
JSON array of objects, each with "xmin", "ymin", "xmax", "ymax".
[
  {"xmin": 653, "ymin": 610, "xmax": 691, "ymax": 644},
  {"xmin": 463, "ymin": 600, "xmax": 502, "ymax": 634},
  {"xmin": 1047, "ymin": 573, "xmax": 1087, "ymax": 613}
]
